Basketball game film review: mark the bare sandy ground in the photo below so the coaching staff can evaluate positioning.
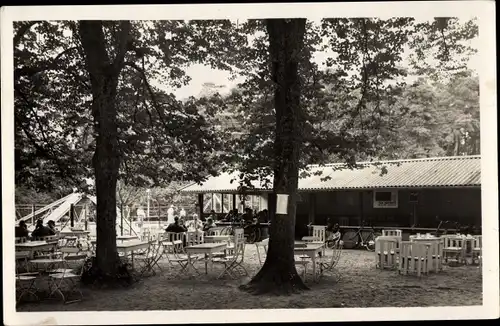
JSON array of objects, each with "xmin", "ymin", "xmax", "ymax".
[{"xmin": 17, "ymin": 246, "xmax": 482, "ymax": 311}]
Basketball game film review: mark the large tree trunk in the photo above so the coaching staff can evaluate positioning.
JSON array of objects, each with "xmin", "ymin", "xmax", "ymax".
[
  {"xmin": 240, "ymin": 19, "xmax": 308, "ymax": 295},
  {"xmin": 79, "ymin": 21, "xmax": 129, "ymax": 276}
]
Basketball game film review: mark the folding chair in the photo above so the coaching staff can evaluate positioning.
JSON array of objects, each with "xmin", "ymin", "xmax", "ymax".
[
  {"xmin": 213, "ymin": 239, "xmax": 248, "ymax": 279},
  {"xmin": 165, "ymin": 234, "xmax": 199, "ymax": 277},
  {"xmin": 135, "ymin": 240, "xmax": 164, "ymax": 277},
  {"xmin": 48, "ymin": 253, "xmax": 86, "ymax": 304},
  {"xmin": 16, "ymin": 262, "xmax": 40, "ymax": 306},
  {"xmin": 316, "ymin": 239, "xmax": 343, "ymax": 281},
  {"xmin": 255, "ymin": 238, "xmax": 269, "ymax": 266}
]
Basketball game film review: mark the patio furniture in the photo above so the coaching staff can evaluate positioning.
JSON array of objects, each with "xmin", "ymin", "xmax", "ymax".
[
  {"xmin": 398, "ymin": 241, "xmax": 430, "ymax": 277},
  {"xmin": 135, "ymin": 240, "xmax": 164, "ymax": 277},
  {"xmin": 204, "ymin": 235, "xmax": 231, "ymax": 243},
  {"xmin": 294, "ymin": 242, "xmax": 325, "ymax": 282},
  {"xmin": 255, "ymin": 238, "xmax": 269, "ymax": 266},
  {"xmin": 472, "ymin": 235, "xmax": 482, "ymax": 266},
  {"xmin": 160, "ymin": 232, "xmax": 185, "ymax": 256},
  {"xmin": 16, "ymin": 261, "xmax": 40, "ymax": 306},
  {"xmin": 164, "ymin": 237, "xmax": 194, "ymax": 277},
  {"xmin": 375, "ymin": 237, "xmax": 398, "ymax": 270},
  {"xmin": 186, "ymin": 230, "xmax": 204, "ymax": 246},
  {"xmin": 213, "ymin": 241, "xmax": 247, "ymax": 279},
  {"xmin": 16, "ymin": 241, "xmax": 57, "ymax": 259},
  {"xmin": 382, "ymin": 229, "xmax": 402, "ymax": 237},
  {"xmin": 15, "ymin": 237, "xmax": 28, "ymax": 244},
  {"xmin": 185, "ymin": 242, "xmax": 228, "ymax": 275},
  {"xmin": 409, "ymin": 235, "xmax": 442, "ymax": 272},
  {"xmin": 117, "ymin": 235, "xmax": 140, "ymax": 243},
  {"xmin": 302, "ymin": 225, "xmax": 326, "ymax": 243},
  {"xmin": 116, "ymin": 241, "xmax": 150, "ymax": 268},
  {"xmin": 48, "ymin": 255, "xmax": 86, "ymax": 304},
  {"xmin": 441, "ymin": 235, "xmax": 465, "ymax": 264},
  {"xmin": 316, "ymin": 239, "xmax": 343, "ymax": 281}
]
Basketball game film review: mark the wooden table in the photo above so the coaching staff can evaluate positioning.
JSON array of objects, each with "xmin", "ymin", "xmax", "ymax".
[
  {"xmin": 184, "ymin": 243, "xmax": 227, "ymax": 275},
  {"xmin": 59, "ymin": 230, "xmax": 90, "ymax": 238},
  {"xmin": 15, "ymin": 241, "xmax": 56, "ymax": 259},
  {"xmin": 410, "ymin": 237, "xmax": 442, "ymax": 272},
  {"xmin": 116, "ymin": 241, "xmax": 150, "ymax": 268},
  {"xmin": 203, "ymin": 235, "xmax": 230, "ymax": 243},
  {"xmin": 294, "ymin": 243, "xmax": 325, "ymax": 282},
  {"xmin": 117, "ymin": 235, "xmax": 140, "ymax": 242}
]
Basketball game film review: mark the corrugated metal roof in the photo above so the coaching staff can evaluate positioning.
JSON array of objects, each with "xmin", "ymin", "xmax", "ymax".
[{"xmin": 179, "ymin": 155, "xmax": 481, "ymax": 194}]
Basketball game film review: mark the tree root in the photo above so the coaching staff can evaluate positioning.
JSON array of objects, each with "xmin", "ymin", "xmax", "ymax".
[{"xmin": 239, "ymin": 264, "xmax": 309, "ymax": 296}]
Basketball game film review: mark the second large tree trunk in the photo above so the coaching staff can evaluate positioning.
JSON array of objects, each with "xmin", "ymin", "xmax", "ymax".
[
  {"xmin": 240, "ymin": 18, "xmax": 308, "ymax": 295},
  {"xmin": 79, "ymin": 21, "xmax": 124, "ymax": 277}
]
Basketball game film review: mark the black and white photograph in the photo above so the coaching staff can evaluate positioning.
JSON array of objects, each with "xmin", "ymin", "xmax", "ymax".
[{"xmin": 1, "ymin": 2, "xmax": 498, "ymax": 325}]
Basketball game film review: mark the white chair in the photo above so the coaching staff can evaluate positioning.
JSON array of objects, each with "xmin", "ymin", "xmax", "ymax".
[
  {"xmin": 316, "ymin": 239, "xmax": 343, "ymax": 281},
  {"xmin": 48, "ymin": 255, "xmax": 86, "ymax": 304},
  {"xmin": 16, "ymin": 260, "xmax": 40, "ymax": 306},
  {"xmin": 398, "ymin": 241, "xmax": 430, "ymax": 277},
  {"xmin": 472, "ymin": 235, "xmax": 482, "ymax": 267},
  {"xmin": 382, "ymin": 229, "xmax": 402, "ymax": 237},
  {"xmin": 255, "ymin": 238, "xmax": 269, "ymax": 266},
  {"xmin": 441, "ymin": 235, "xmax": 464, "ymax": 264},
  {"xmin": 376, "ymin": 238, "xmax": 398, "ymax": 270},
  {"xmin": 135, "ymin": 240, "xmax": 163, "ymax": 277},
  {"xmin": 213, "ymin": 230, "xmax": 248, "ymax": 279}
]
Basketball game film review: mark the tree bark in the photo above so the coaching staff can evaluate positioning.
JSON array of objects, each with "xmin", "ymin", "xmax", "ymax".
[
  {"xmin": 79, "ymin": 21, "xmax": 130, "ymax": 276},
  {"xmin": 240, "ymin": 19, "xmax": 308, "ymax": 295}
]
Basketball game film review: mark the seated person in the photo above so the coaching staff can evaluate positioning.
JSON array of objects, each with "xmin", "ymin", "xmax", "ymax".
[
  {"xmin": 47, "ymin": 220, "xmax": 58, "ymax": 234},
  {"xmin": 242, "ymin": 208, "xmax": 254, "ymax": 225},
  {"xmin": 165, "ymin": 216, "xmax": 188, "ymax": 233},
  {"xmin": 203, "ymin": 218, "xmax": 215, "ymax": 232},
  {"xmin": 256, "ymin": 209, "xmax": 269, "ymax": 223},
  {"xmin": 326, "ymin": 219, "xmax": 341, "ymax": 242},
  {"xmin": 208, "ymin": 210, "xmax": 218, "ymax": 222},
  {"xmin": 31, "ymin": 219, "xmax": 56, "ymax": 238},
  {"xmin": 15, "ymin": 220, "xmax": 29, "ymax": 238}
]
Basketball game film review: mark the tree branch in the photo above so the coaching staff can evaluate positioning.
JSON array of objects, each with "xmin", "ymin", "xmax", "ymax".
[
  {"xmin": 15, "ymin": 47, "xmax": 79, "ymax": 78},
  {"xmin": 112, "ymin": 21, "xmax": 132, "ymax": 72},
  {"xmin": 13, "ymin": 21, "xmax": 39, "ymax": 46}
]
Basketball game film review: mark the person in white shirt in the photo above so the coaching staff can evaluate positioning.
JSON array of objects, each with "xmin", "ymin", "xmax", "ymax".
[
  {"xmin": 179, "ymin": 208, "xmax": 186, "ymax": 218},
  {"xmin": 167, "ymin": 205, "xmax": 175, "ymax": 224}
]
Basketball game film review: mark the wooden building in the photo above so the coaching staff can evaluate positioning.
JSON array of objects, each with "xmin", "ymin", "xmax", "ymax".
[{"xmin": 179, "ymin": 155, "xmax": 481, "ymax": 236}]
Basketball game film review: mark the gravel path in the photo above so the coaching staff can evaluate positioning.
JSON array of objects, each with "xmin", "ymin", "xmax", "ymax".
[{"xmin": 17, "ymin": 246, "xmax": 482, "ymax": 311}]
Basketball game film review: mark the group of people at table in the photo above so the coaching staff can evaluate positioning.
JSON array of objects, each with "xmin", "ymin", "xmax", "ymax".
[{"xmin": 15, "ymin": 219, "xmax": 57, "ymax": 240}]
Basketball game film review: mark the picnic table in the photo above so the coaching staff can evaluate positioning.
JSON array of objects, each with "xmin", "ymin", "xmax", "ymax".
[
  {"xmin": 294, "ymin": 242, "xmax": 324, "ymax": 282},
  {"xmin": 59, "ymin": 230, "xmax": 90, "ymax": 238},
  {"xmin": 184, "ymin": 242, "xmax": 227, "ymax": 275},
  {"xmin": 15, "ymin": 241, "xmax": 56, "ymax": 259},
  {"xmin": 203, "ymin": 235, "xmax": 230, "ymax": 243},
  {"xmin": 116, "ymin": 241, "xmax": 149, "ymax": 268},
  {"xmin": 117, "ymin": 235, "xmax": 140, "ymax": 242}
]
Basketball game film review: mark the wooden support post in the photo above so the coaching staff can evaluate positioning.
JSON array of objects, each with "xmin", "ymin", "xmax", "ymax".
[
  {"xmin": 308, "ymin": 193, "xmax": 316, "ymax": 224},
  {"xmin": 198, "ymin": 194, "xmax": 204, "ymax": 221},
  {"xmin": 70, "ymin": 204, "xmax": 75, "ymax": 228},
  {"xmin": 232, "ymin": 194, "xmax": 236, "ymax": 212},
  {"xmin": 31, "ymin": 204, "xmax": 35, "ymax": 225},
  {"xmin": 359, "ymin": 192, "xmax": 365, "ymax": 224},
  {"xmin": 221, "ymin": 193, "xmax": 225, "ymax": 214},
  {"xmin": 84, "ymin": 204, "xmax": 88, "ymax": 231}
]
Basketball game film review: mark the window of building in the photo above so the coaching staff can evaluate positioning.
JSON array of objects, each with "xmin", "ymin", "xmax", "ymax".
[{"xmin": 373, "ymin": 190, "xmax": 398, "ymax": 208}]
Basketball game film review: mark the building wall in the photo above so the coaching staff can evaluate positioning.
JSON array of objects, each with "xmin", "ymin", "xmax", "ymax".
[{"xmin": 295, "ymin": 188, "xmax": 481, "ymax": 229}]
